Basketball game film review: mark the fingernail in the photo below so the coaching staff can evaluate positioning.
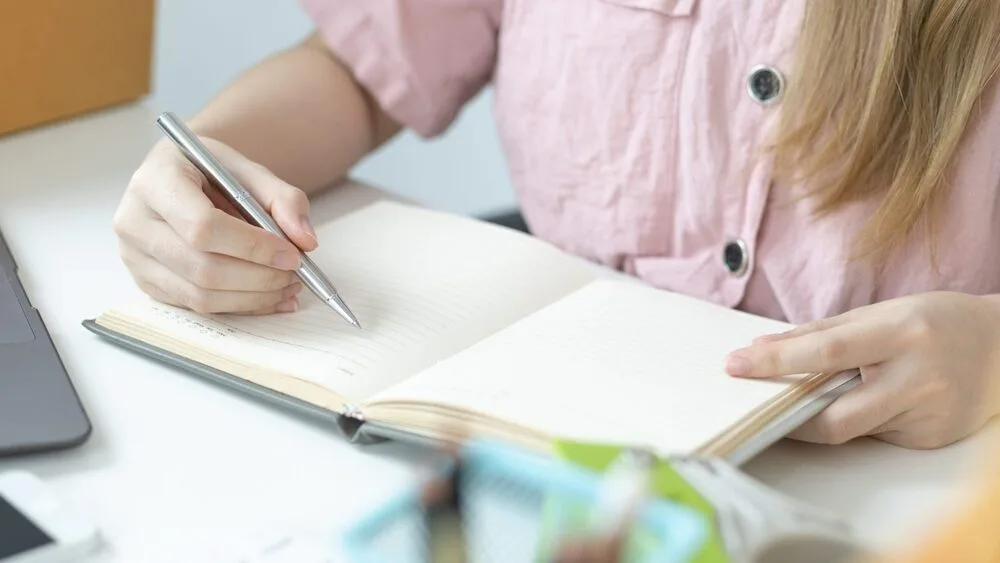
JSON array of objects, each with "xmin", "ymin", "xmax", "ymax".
[
  {"xmin": 272, "ymin": 250, "xmax": 299, "ymax": 270},
  {"xmin": 283, "ymin": 282, "xmax": 303, "ymax": 298},
  {"xmin": 725, "ymin": 353, "xmax": 751, "ymax": 376},
  {"xmin": 276, "ymin": 296, "xmax": 299, "ymax": 313},
  {"xmin": 300, "ymin": 216, "xmax": 317, "ymax": 243}
]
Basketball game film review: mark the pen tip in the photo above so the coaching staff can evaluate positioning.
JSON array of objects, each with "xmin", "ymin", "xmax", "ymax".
[{"xmin": 325, "ymin": 294, "xmax": 362, "ymax": 329}]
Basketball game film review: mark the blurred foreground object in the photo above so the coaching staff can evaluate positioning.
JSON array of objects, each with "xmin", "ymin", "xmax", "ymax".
[
  {"xmin": 551, "ymin": 440, "xmax": 865, "ymax": 563},
  {"xmin": 877, "ymin": 437, "xmax": 1000, "ymax": 563},
  {"xmin": 340, "ymin": 438, "xmax": 709, "ymax": 562},
  {"xmin": 0, "ymin": 0, "xmax": 153, "ymax": 136}
]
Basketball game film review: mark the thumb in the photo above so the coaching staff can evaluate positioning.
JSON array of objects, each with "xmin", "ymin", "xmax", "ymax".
[{"xmin": 265, "ymin": 180, "xmax": 318, "ymax": 252}]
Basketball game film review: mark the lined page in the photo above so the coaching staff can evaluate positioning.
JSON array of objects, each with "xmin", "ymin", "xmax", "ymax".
[
  {"xmin": 111, "ymin": 202, "xmax": 594, "ymax": 403},
  {"xmin": 367, "ymin": 279, "xmax": 800, "ymax": 455}
]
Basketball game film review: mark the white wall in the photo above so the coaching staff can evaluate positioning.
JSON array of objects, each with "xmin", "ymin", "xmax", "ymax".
[{"xmin": 147, "ymin": 0, "xmax": 517, "ymax": 217}]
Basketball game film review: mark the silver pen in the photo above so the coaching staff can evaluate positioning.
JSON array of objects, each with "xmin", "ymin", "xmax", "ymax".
[{"xmin": 155, "ymin": 111, "xmax": 361, "ymax": 329}]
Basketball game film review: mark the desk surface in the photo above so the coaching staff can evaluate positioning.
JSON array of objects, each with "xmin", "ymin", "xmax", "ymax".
[{"xmin": 0, "ymin": 102, "xmax": 995, "ymax": 561}]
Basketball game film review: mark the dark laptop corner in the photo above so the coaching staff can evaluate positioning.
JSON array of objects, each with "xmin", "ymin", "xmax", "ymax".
[{"xmin": 0, "ymin": 228, "xmax": 91, "ymax": 457}]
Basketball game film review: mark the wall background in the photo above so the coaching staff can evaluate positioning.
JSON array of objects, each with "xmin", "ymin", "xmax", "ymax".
[{"xmin": 147, "ymin": 0, "xmax": 517, "ymax": 217}]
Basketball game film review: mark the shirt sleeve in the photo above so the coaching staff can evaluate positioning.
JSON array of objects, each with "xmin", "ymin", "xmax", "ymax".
[{"xmin": 299, "ymin": 0, "xmax": 503, "ymax": 138}]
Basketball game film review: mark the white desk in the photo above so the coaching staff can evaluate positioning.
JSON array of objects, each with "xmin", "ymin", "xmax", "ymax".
[{"xmin": 0, "ymin": 102, "xmax": 996, "ymax": 561}]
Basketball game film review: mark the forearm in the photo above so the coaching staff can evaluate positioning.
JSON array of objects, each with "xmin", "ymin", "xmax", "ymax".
[
  {"xmin": 185, "ymin": 33, "xmax": 400, "ymax": 194},
  {"xmin": 981, "ymin": 294, "xmax": 1000, "ymax": 413}
]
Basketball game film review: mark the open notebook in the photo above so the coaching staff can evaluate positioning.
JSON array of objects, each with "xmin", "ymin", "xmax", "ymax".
[{"xmin": 83, "ymin": 201, "xmax": 857, "ymax": 463}]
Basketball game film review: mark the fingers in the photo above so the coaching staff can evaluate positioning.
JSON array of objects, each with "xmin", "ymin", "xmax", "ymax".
[
  {"xmin": 206, "ymin": 141, "xmax": 319, "ymax": 252},
  {"xmin": 203, "ymin": 184, "xmax": 244, "ymax": 219},
  {"xmin": 788, "ymin": 370, "xmax": 905, "ymax": 445},
  {"xmin": 870, "ymin": 410, "xmax": 969, "ymax": 450},
  {"xmin": 146, "ymin": 192, "xmax": 303, "ymax": 271},
  {"xmin": 752, "ymin": 311, "xmax": 858, "ymax": 344},
  {"xmin": 123, "ymin": 218, "xmax": 300, "ymax": 292},
  {"xmin": 135, "ymin": 141, "xmax": 312, "ymax": 265},
  {"xmin": 115, "ymin": 137, "xmax": 317, "ymax": 316},
  {"xmin": 726, "ymin": 319, "xmax": 897, "ymax": 378},
  {"xmin": 259, "ymin": 179, "xmax": 318, "ymax": 252},
  {"xmin": 121, "ymin": 245, "xmax": 302, "ymax": 315}
]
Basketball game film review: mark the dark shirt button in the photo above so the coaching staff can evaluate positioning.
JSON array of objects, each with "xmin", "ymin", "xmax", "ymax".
[
  {"xmin": 724, "ymin": 239, "xmax": 749, "ymax": 276},
  {"xmin": 747, "ymin": 65, "xmax": 783, "ymax": 105}
]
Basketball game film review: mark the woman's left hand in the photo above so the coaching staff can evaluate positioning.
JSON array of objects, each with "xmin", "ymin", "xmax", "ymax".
[{"xmin": 723, "ymin": 291, "xmax": 1000, "ymax": 449}]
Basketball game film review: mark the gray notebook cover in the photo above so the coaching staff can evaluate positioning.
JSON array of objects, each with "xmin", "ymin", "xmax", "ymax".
[{"xmin": 80, "ymin": 318, "xmax": 859, "ymax": 465}]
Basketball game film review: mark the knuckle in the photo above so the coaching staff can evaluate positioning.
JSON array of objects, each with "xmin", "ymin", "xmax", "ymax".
[
  {"xmin": 254, "ymin": 162, "xmax": 277, "ymax": 179},
  {"xmin": 272, "ymin": 182, "xmax": 310, "ymax": 212},
  {"xmin": 903, "ymin": 317, "xmax": 933, "ymax": 345},
  {"xmin": 802, "ymin": 319, "xmax": 827, "ymax": 334},
  {"xmin": 183, "ymin": 211, "xmax": 216, "ymax": 250},
  {"xmin": 128, "ymin": 164, "xmax": 172, "ymax": 201},
  {"xmin": 763, "ymin": 350, "xmax": 785, "ymax": 373},
  {"xmin": 112, "ymin": 209, "xmax": 129, "ymax": 238},
  {"xmin": 112, "ymin": 198, "xmax": 143, "ymax": 242},
  {"xmin": 243, "ymin": 233, "xmax": 268, "ymax": 263},
  {"xmin": 286, "ymin": 187, "xmax": 309, "ymax": 207},
  {"xmin": 243, "ymin": 291, "xmax": 276, "ymax": 313},
  {"xmin": 175, "ymin": 161, "xmax": 206, "ymax": 187},
  {"xmin": 267, "ymin": 269, "xmax": 295, "ymax": 291},
  {"xmin": 126, "ymin": 166, "xmax": 151, "ymax": 194},
  {"xmin": 186, "ymin": 290, "xmax": 215, "ymax": 315},
  {"xmin": 257, "ymin": 291, "xmax": 278, "ymax": 309},
  {"xmin": 819, "ymin": 337, "xmax": 847, "ymax": 366},
  {"xmin": 187, "ymin": 254, "xmax": 220, "ymax": 288},
  {"xmin": 146, "ymin": 234, "xmax": 174, "ymax": 264}
]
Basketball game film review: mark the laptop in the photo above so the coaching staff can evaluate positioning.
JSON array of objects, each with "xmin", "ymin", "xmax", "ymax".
[{"xmin": 0, "ymin": 228, "xmax": 91, "ymax": 457}]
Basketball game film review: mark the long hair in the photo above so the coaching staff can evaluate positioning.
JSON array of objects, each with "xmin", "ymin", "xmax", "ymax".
[{"xmin": 768, "ymin": 1, "xmax": 1000, "ymax": 263}]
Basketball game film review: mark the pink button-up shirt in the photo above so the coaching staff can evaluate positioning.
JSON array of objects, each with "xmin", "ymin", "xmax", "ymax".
[{"xmin": 299, "ymin": 0, "xmax": 1000, "ymax": 324}]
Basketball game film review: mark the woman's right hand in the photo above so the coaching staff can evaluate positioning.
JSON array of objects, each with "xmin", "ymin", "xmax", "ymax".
[{"xmin": 113, "ymin": 137, "xmax": 317, "ymax": 315}]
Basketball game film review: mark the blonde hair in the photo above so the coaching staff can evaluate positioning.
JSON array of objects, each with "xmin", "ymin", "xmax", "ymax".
[{"xmin": 769, "ymin": 1, "xmax": 1000, "ymax": 263}]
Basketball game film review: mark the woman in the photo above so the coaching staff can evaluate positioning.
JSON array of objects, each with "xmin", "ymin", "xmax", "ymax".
[{"xmin": 113, "ymin": 1, "xmax": 1000, "ymax": 450}]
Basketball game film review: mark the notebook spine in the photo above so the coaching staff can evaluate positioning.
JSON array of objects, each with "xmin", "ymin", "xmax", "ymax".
[
  {"xmin": 81, "ymin": 319, "xmax": 392, "ymax": 444},
  {"xmin": 337, "ymin": 404, "xmax": 372, "ymax": 443}
]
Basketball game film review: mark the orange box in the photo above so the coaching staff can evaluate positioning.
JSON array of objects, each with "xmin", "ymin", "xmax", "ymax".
[{"xmin": 0, "ymin": 0, "xmax": 155, "ymax": 136}]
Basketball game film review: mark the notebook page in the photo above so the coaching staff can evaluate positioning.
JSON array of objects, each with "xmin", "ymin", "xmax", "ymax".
[
  {"xmin": 111, "ymin": 202, "xmax": 594, "ymax": 403},
  {"xmin": 367, "ymin": 279, "xmax": 801, "ymax": 455}
]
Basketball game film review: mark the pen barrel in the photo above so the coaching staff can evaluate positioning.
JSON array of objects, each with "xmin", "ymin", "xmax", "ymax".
[
  {"xmin": 157, "ymin": 112, "xmax": 313, "ymax": 278},
  {"xmin": 155, "ymin": 112, "xmax": 285, "ymax": 234},
  {"xmin": 232, "ymin": 195, "xmax": 287, "ymax": 240},
  {"xmin": 297, "ymin": 253, "xmax": 336, "ymax": 300}
]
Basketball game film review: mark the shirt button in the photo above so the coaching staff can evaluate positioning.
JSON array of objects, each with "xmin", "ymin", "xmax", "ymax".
[
  {"xmin": 723, "ymin": 239, "xmax": 749, "ymax": 276},
  {"xmin": 747, "ymin": 65, "xmax": 783, "ymax": 105}
]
